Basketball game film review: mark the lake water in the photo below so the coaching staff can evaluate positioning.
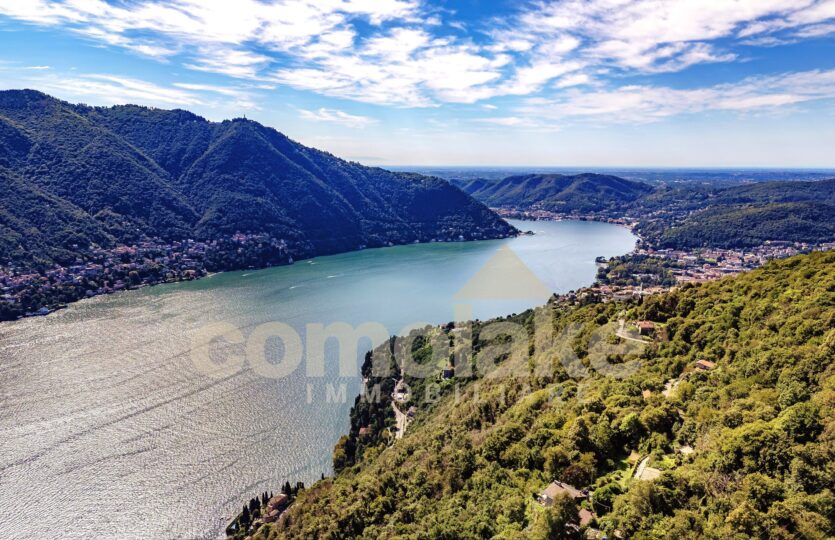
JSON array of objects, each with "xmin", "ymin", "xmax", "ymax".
[{"xmin": 0, "ymin": 220, "xmax": 636, "ymax": 539}]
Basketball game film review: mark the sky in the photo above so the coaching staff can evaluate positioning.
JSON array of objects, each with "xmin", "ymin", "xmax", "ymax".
[{"xmin": 1, "ymin": 0, "xmax": 835, "ymax": 167}]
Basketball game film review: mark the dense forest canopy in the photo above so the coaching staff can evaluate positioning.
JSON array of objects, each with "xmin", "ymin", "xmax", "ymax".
[
  {"xmin": 250, "ymin": 251, "xmax": 834, "ymax": 539},
  {"xmin": 452, "ymin": 173, "xmax": 654, "ymax": 214},
  {"xmin": 0, "ymin": 90, "xmax": 514, "ymax": 269}
]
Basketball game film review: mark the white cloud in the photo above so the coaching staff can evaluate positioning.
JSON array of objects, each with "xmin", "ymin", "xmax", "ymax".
[
  {"xmin": 272, "ymin": 29, "xmax": 508, "ymax": 107},
  {"xmin": 1, "ymin": 69, "xmax": 263, "ymax": 115},
  {"xmin": 172, "ymin": 82, "xmax": 258, "ymax": 108},
  {"xmin": 738, "ymin": 0, "xmax": 835, "ymax": 37},
  {"xmin": 554, "ymin": 73, "xmax": 590, "ymax": 88},
  {"xmin": 298, "ymin": 107, "xmax": 376, "ymax": 128},
  {"xmin": 0, "ymin": 0, "xmax": 421, "ymax": 67},
  {"xmin": 184, "ymin": 47, "xmax": 272, "ymax": 78},
  {"xmin": 475, "ymin": 116, "xmax": 528, "ymax": 126},
  {"xmin": 740, "ymin": 35, "xmax": 799, "ymax": 47},
  {"xmin": 795, "ymin": 21, "xmax": 835, "ymax": 37},
  {"xmin": 33, "ymin": 73, "xmax": 206, "ymax": 106},
  {"xmin": 127, "ymin": 43, "xmax": 179, "ymax": 58},
  {"xmin": 517, "ymin": 69, "xmax": 835, "ymax": 123},
  {"xmin": 1, "ymin": 0, "xmax": 835, "ymax": 110},
  {"xmin": 514, "ymin": 0, "xmax": 833, "ymax": 73},
  {"xmin": 499, "ymin": 60, "xmax": 583, "ymax": 96}
]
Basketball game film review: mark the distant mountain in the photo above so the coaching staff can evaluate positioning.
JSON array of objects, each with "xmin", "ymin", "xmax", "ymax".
[
  {"xmin": 453, "ymin": 169, "xmax": 835, "ymax": 249},
  {"xmin": 0, "ymin": 90, "xmax": 514, "ymax": 268},
  {"xmin": 642, "ymin": 202, "xmax": 835, "ymax": 249},
  {"xmin": 635, "ymin": 179, "xmax": 835, "ymax": 248},
  {"xmin": 452, "ymin": 173, "xmax": 654, "ymax": 214},
  {"xmin": 633, "ymin": 178, "xmax": 835, "ymax": 213}
]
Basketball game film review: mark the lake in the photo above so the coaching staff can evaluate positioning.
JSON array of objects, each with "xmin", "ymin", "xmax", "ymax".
[{"xmin": 0, "ymin": 220, "xmax": 636, "ymax": 539}]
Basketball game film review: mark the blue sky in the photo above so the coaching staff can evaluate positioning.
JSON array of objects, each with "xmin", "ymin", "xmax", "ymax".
[{"xmin": 1, "ymin": 0, "xmax": 835, "ymax": 167}]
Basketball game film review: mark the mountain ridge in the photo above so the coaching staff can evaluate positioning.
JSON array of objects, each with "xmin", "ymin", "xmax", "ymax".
[
  {"xmin": 452, "ymin": 173, "xmax": 655, "ymax": 214},
  {"xmin": 0, "ymin": 89, "xmax": 515, "ymax": 268},
  {"xmin": 453, "ymin": 171, "xmax": 835, "ymax": 249}
]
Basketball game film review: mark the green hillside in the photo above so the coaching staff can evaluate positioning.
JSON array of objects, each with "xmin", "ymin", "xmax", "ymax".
[
  {"xmin": 0, "ymin": 166, "xmax": 113, "ymax": 266},
  {"xmin": 641, "ymin": 202, "xmax": 835, "ymax": 249},
  {"xmin": 455, "ymin": 173, "xmax": 654, "ymax": 214},
  {"xmin": 453, "ymin": 171, "xmax": 835, "ymax": 249},
  {"xmin": 634, "ymin": 180, "xmax": 835, "ymax": 248},
  {"xmin": 0, "ymin": 90, "xmax": 514, "ymax": 268},
  {"xmin": 250, "ymin": 251, "xmax": 835, "ymax": 539}
]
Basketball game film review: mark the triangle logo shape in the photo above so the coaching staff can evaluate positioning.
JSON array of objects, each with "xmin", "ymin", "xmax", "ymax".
[{"xmin": 454, "ymin": 245, "xmax": 552, "ymax": 300}]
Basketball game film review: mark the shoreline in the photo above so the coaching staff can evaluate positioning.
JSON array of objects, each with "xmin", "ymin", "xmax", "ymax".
[
  {"xmin": 221, "ymin": 219, "xmax": 641, "ymax": 537},
  {"xmin": 492, "ymin": 207, "xmax": 834, "ymax": 298},
  {"xmin": 501, "ymin": 211, "xmax": 643, "ymax": 250},
  {"xmin": 1, "ymin": 228, "xmax": 521, "ymax": 324}
]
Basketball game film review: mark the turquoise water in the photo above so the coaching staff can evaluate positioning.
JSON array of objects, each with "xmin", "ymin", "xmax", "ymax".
[{"xmin": 0, "ymin": 220, "xmax": 635, "ymax": 539}]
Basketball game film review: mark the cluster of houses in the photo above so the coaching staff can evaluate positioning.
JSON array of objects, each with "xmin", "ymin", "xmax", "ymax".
[
  {"xmin": 0, "ymin": 233, "xmax": 290, "ymax": 319},
  {"xmin": 261, "ymin": 493, "xmax": 289, "ymax": 524},
  {"xmin": 492, "ymin": 207, "xmax": 637, "ymax": 229},
  {"xmin": 535, "ymin": 214, "xmax": 835, "ymax": 308},
  {"xmin": 555, "ymin": 237, "xmax": 834, "ymax": 307},
  {"xmin": 639, "ymin": 241, "xmax": 835, "ymax": 285}
]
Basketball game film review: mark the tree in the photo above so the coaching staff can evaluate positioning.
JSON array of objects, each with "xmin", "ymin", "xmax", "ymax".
[
  {"xmin": 561, "ymin": 452, "xmax": 596, "ymax": 487},
  {"xmin": 530, "ymin": 493, "xmax": 581, "ymax": 540},
  {"xmin": 618, "ymin": 413, "xmax": 643, "ymax": 447},
  {"xmin": 592, "ymin": 483, "xmax": 622, "ymax": 514},
  {"xmin": 544, "ymin": 445, "xmax": 572, "ymax": 478},
  {"xmin": 743, "ymin": 473, "xmax": 784, "ymax": 513}
]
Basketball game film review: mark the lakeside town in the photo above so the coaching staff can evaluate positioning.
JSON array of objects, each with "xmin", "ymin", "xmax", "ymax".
[
  {"xmin": 579, "ymin": 240, "xmax": 835, "ymax": 304},
  {"xmin": 494, "ymin": 207, "xmax": 835, "ymax": 305},
  {"xmin": 4, "ymin": 205, "xmax": 833, "ymax": 322},
  {"xmin": 0, "ymin": 233, "xmax": 291, "ymax": 321},
  {"xmin": 0, "ymin": 225, "xmax": 513, "ymax": 321}
]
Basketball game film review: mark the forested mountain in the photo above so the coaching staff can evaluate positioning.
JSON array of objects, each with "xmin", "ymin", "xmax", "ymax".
[
  {"xmin": 0, "ymin": 166, "xmax": 112, "ymax": 265},
  {"xmin": 640, "ymin": 201, "xmax": 835, "ymax": 249},
  {"xmin": 453, "ymin": 171, "xmax": 835, "ymax": 249},
  {"xmin": 453, "ymin": 173, "xmax": 654, "ymax": 214},
  {"xmin": 0, "ymin": 90, "xmax": 514, "ymax": 268},
  {"xmin": 251, "ymin": 251, "xmax": 835, "ymax": 539},
  {"xmin": 634, "ymin": 179, "xmax": 835, "ymax": 248}
]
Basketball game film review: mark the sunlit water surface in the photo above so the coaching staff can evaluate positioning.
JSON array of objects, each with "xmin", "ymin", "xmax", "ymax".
[{"xmin": 0, "ymin": 220, "xmax": 636, "ymax": 539}]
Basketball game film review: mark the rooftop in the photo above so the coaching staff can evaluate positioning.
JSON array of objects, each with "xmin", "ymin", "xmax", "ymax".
[{"xmin": 540, "ymin": 480, "xmax": 587, "ymax": 503}]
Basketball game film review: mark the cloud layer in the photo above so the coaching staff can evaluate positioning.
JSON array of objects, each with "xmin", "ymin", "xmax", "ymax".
[
  {"xmin": 1, "ymin": 0, "xmax": 834, "ymax": 122},
  {"xmin": 514, "ymin": 69, "xmax": 835, "ymax": 126}
]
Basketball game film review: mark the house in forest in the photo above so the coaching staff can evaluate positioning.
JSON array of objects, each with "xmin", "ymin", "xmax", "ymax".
[
  {"xmin": 538, "ymin": 480, "xmax": 588, "ymax": 506},
  {"xmin": 636, "ymin": 320, "xmax": 656, "ymax": 336},
  {"xmin": 267, "ymin": 494, "xmax": 288, "ymax": 510},
  {"xmin": 694, "ymin": 359, "xmax": 716, "ymax": 371}
]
